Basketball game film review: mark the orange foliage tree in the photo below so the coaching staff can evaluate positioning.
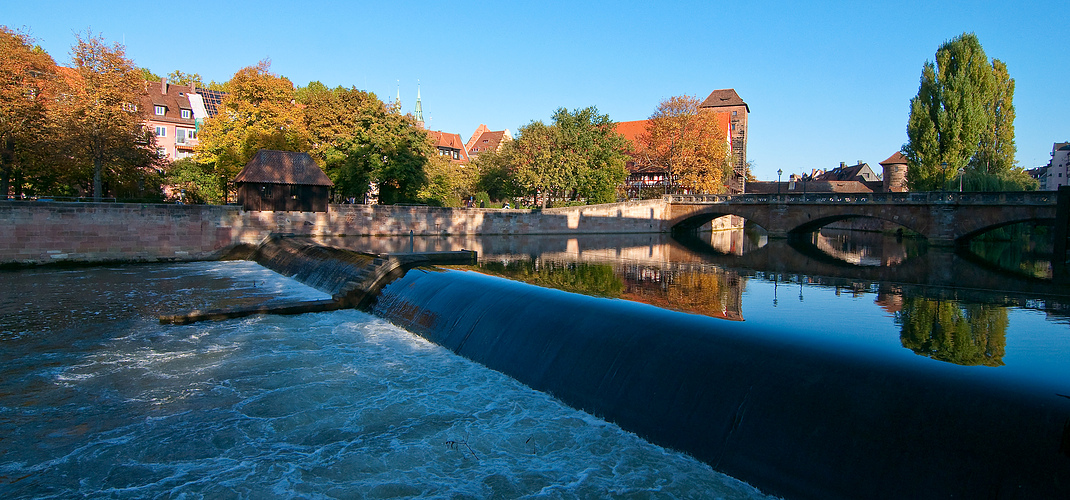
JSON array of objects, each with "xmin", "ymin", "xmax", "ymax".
[
  {"xmin": 637, "ymin": 95, "xmax": 730, "ymax": 194},
  {"xmin": 0, "ymin": 27, "xmax": 59, "ymax": 198},
  {"xmin": 61, "ymin": 31, "xmax": 157, "ymax": 201}
]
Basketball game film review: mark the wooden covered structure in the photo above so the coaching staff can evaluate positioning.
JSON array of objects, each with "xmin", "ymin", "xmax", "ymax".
[{"xmin": 234, "ymin": 150, "xmax": 333, "ymax": 212}]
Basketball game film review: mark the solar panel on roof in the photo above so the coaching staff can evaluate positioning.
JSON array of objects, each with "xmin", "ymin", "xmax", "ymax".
[{"xmin": 195, "ymin": 89, "xmax": 227, "ymax": 118}]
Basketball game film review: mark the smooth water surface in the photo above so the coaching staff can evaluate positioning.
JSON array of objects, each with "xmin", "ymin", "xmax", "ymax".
[{"xmin": 0, "ymin": 262, "xmax": 771, "ymax": 499}]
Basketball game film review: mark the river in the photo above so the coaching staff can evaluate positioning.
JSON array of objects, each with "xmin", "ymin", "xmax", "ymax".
[
  {"xmin": 0, "ymin": 261, "xmax": 771, "ymax": 498},
  {"xmin": 2, "ymin": 228, "xmax": 1068, "ymax": 498}
]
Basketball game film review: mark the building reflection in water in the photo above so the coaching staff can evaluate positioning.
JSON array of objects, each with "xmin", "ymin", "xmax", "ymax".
[{"xmin": 321, "ymin": 224, "xmax": 1064, "ymax": 369}]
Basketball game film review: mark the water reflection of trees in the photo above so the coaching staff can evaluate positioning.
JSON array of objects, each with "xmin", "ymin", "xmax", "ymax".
[
  {"xmin": 896, "ymin": 297, "xmax": 1008, "ymax": 366},
  {"xmin": 473, "ymin": 258, "xmax": 745, "ymax": 321},
  {"xmin": 965, "ymin": 223, "xmax": 1053, "ymax": 279},
  {"xmin": 620, "ymin": 267, "xmax": 744, "ymax": 321},
  {"xmin": 476, "ymin": 259, "xmax": 624, "ymax": 298}
]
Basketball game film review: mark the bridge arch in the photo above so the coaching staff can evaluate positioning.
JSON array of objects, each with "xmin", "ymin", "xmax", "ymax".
[
  {"xmin": 664, "ymin": 192, "xmax": 1062, "ymax": 246},
  {"xmin": 956, "ymin": 216, "xmax": 1057, "ymax": 243},
  {"xmin": 786, "ymin": 214, "xmax": 923, "ymax": 238},
  {"xmin": 668, "ymin": 204, "xmax": 925, "ymax": 239}
]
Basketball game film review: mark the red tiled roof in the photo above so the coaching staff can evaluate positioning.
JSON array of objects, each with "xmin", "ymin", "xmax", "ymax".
[
  {"xmin": 427, "ymin": 130, "xmax": 470, "ymax": 162},
  {"xmin": 615, "ymin": 120, "xmax": 648, "ymax": 146},
  {"xmin": 141, "ymin": 80, "xmax": 196, "ymax": 126},
  {"xmin": 233, "ymin": 150, "xmax": 333, "ymax": 186},
  {"xmin": 699, "ymin": 89, "xmax": 749, "ymax": 113},
  {"xmin": 880, "ymin": 152, "xmax": 908, "ymax": 165},
  {"xmin": 467, "ymin": 130, "xmax": 509, "ymax": 155}
]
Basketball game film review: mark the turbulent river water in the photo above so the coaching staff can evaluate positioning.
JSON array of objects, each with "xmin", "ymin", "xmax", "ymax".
[
  {"xmin": 4, "ymin": 227, "xmax": 1070, "ymax": 499},
  {"xmin": 0, "ymin": 261, "xmax": 772, "ymax": 499}
]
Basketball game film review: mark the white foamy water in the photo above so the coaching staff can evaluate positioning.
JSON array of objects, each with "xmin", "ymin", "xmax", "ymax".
[{"xmin": 0, "ymin": 261, "xmax": 773, "ymax": 498}]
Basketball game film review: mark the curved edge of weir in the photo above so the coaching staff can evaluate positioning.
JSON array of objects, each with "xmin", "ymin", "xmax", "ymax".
[
  {"xmin": 369, "ymin": 266, "xmax": 1070, "ymax": 500},
  {"xmin": 207, "ymin": 237, "xmax": 1070, "ymax": 500}
]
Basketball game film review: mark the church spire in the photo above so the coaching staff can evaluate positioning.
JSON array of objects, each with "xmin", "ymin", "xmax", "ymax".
[
  {"xmin": 414, "ymin": 81, "xmax": 424, "ymax": 126},
  {"xmin": 394, "ymin": 80, "xmax": 401, "ymax": 113}
]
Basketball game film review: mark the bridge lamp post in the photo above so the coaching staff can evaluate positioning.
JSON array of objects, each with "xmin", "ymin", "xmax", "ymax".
[
  {"xmin": 958, "ymin": 167, "xmax": 965, "ymax": 192},
  {"xmin": 777, "ymin": 169, "xmax": 782, "ymax": 196}
]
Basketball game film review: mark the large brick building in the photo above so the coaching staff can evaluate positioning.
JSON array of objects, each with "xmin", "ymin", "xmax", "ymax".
[{"xmin": 699, "ymin": 89, "xmax": 749, "ymax": 193}]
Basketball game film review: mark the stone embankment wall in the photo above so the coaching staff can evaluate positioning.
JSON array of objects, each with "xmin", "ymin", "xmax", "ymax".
[{"xmin": 1, "ymin": 200, "xmax": 670, "ymax": 266}]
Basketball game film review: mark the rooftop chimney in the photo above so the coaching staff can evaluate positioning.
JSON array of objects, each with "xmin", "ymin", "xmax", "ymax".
[
  {"xmin": 160, "ymin": 77, "xmax": 167, "ymax": 95},
  {"xmin": 840, "ymin": 162, "xmax": 846, "ymax": 168}
]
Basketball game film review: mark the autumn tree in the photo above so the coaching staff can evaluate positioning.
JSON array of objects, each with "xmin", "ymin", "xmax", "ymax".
[
  {"xmin": 903, "ymin": 33, "xmax": 1030, "ymax": 191},
  {"xmin": 637, "ymin": 95, "xmax": 731, "ymax": 194},
  {"xmin": 61, "ymin": 31, "xmax": 158, "ymax": 201},
  {"xmin": 195, "ymin": 60, "xmax": 310, "ymax": 201},
  {"xmin": 0, "ymin": 27, "xmax": 59, "ymax": 198}
]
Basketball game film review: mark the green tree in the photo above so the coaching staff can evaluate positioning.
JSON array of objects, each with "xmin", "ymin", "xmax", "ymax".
[
  {"xmin": 164, "ymin": 157, "xmax": 221, "ymax": 203},
  {"xmin": 195, "ymin": 60, "xmax": 310, "ymax": 201},
  {"xmin": 637, "ymin": 95, "xmax": 731, "ymax": 194},
  {"xmin": 165, "ymin": 70, "xmax": 204, "ymax": 89},
  {"xmin": 506, "ymin": 106, "xmax": 628, "ymax": 207},
  {"xmin": 0, "ymin": 27, "xmax": 59, "ymax": 198},
  {"xmin": 300, "ymin": 83, "xmax": 432, "ymax": 204},
  {"xmin": 903, "ymin": 33, "xmax": 1021, "ymax": 191},
  {"xmin": 61, "ymin": 31, "xmax": 159, "ymax": 201},
  {"xmin": 553, "ymin": 106, "xmax": 629, "ymax": 203},
  {"xmin": 472, "ymin": 147, "xmax": 515, "ymax": 202},
  {"xmin": 137, "ymin": 67, "xmax": 160, "ymax": 82}
]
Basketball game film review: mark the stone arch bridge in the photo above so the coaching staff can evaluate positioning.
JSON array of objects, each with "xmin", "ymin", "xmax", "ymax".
[{"xmin": 664, "ymin": 191, "xmax": 1067, "ymax": 246}]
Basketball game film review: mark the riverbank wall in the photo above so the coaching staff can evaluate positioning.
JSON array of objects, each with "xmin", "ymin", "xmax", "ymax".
[{"xmin": 1, "ymin": 200, "xmax": 679, "ymax": 266}]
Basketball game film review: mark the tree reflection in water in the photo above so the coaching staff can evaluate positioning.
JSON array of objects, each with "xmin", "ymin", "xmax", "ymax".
[
  {"xmin": 896, "ymin": 297, "xmax": 1008, "ymax": 366},
  {"xmin": 475, "ymin": 259, "xmax": 625, "ymax": 298}
]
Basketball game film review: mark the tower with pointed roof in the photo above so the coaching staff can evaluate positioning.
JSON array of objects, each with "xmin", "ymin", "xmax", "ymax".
[
  {"xmin": 393, "ymin": 81, "xmax": 401, "ymax": 113},
  {"xmin": 414, "ymin": 82, "xmax": 424, "ymax": 128},
  {"xmin": 700, "ymin": 89, "xmax": 749, "ymax": 193}
]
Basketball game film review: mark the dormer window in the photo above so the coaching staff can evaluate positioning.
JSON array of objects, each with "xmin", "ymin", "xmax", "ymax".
[
  {"xmin": 154, "ymin": 105, "xmax": 165, "ymax": 116},
  {"xmin": 181, "ymin": 109, "xmax": 191, "ymax": 119}
]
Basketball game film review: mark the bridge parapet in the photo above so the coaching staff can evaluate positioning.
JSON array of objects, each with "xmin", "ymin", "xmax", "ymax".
[{"xmin": 666, "ymin": 191, "xmax": 1058, "ymax": 206}]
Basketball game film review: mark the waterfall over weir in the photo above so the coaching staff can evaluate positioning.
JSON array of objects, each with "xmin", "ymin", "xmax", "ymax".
[
  {"xmin": 369, "ymin": 268, "xmax": 1070, "ymax": 500},
  {"xmin": 244, "ymin": 237, "xmax": 1070, "ymax": 500}
]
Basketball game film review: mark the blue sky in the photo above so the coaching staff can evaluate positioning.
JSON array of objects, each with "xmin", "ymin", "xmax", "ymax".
[{"xmin": 5, "ymin": 0, "xmax": 1068, "ymax": 180}]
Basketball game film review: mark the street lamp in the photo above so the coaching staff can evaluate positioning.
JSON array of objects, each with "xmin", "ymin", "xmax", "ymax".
[
  {"xmin": 958, "ymin": 167, "xmax": 965, "ymax": 192},
  {"xmin": 940, "ymin": 162, "xmax": 948, "ymax": 191},
  {"xmin": 777, "ymin": 168, "xmax": 783, "ymax": 195}
]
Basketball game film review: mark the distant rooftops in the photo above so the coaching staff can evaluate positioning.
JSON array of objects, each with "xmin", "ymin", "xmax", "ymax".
[{"xmin": 466, "ymin": 125, "xmax": 512, "ymax": 157}]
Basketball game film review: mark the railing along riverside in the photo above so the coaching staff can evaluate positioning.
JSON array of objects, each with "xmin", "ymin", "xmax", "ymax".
[{"xmin": 665, "ymin": 192, "xmax": 1058, "ymax": 206}]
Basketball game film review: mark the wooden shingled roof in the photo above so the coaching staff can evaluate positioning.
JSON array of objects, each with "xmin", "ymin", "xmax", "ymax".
[{"xmin": 233, "ymin": 150, "xmax": 334, "ymax": 186}]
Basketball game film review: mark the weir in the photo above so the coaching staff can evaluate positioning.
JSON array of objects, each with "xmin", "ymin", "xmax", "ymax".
[
  {"xmin": 159, "ymin": 235, "xmax": 475, "ymax": 324},
  {"xmin": 168, "ymin": 235, "xmax": 1070, "ymax": 499},
  {"xmin": 368, "ymin": 268, "xmax": 1070, "ymax": 500}
]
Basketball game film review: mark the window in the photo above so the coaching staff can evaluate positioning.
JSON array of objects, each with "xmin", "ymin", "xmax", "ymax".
[
  {"xmin": 154, "ymin": 126, "xmax": 166, "ymax": 137},
  {"xmin": 732, "ymin": 111, "xmax": 737, "ymax": 116},
  {"xmin": 181, "ymin": 109, "xmax": 191, "ymax": 119},
  {"xmin": 176, "ymin": 128, "xmax": 186, "ymax": 144},
  {"xmin": 154, "ymin": 105, "xmax": 165, "ymax": 116}
]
